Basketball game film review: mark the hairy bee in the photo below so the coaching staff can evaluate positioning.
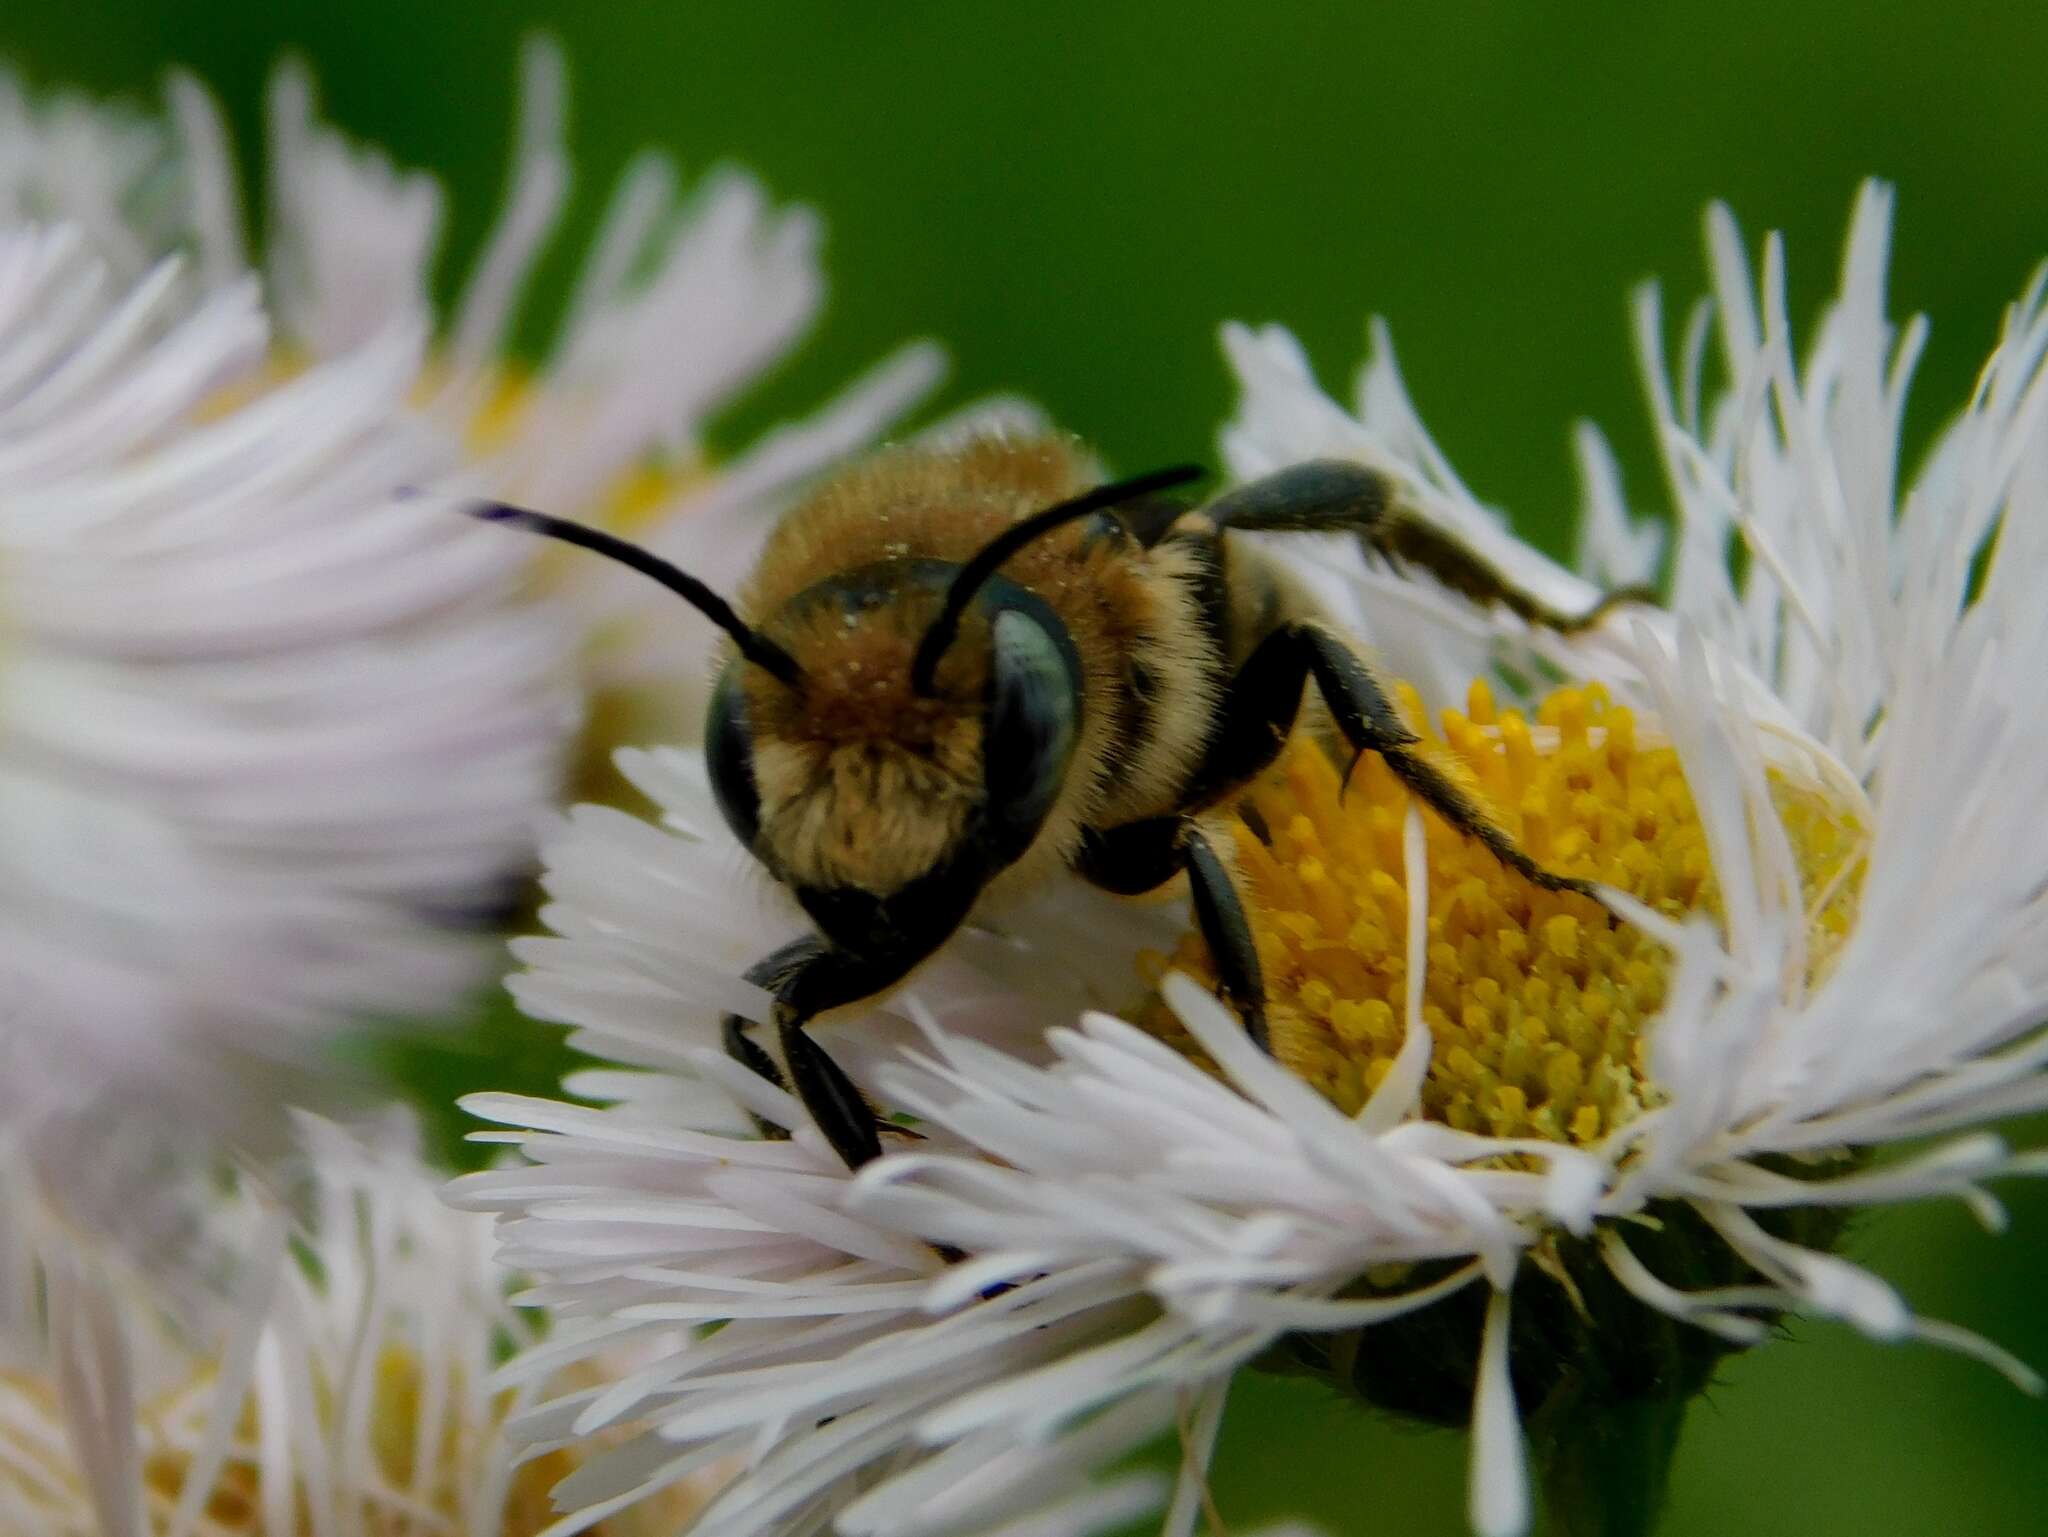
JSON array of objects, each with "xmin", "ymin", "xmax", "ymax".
[{"xmin": 478, "ymin": 435, "xmax": 1641, "ymax": 1168}]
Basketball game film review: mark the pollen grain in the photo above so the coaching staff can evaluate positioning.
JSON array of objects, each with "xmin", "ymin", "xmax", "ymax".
[{"xmin": 1142, "ymin": 679, "xmax": 1862, "ymax": 1145}]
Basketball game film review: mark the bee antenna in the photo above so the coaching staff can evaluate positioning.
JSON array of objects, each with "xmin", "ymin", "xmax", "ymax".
[
  {"xmin": 910, "ymin": 463, "xmax": 1205, "ymax": 695},
  {"xmin": 471, "ymin": 503, "xmax": 805, "ymax": 689}
]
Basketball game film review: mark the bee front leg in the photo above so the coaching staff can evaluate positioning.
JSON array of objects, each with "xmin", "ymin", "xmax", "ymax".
[
  {"xmin": 1076, "ymin": 818, "xmax": 1268, "ymax": 1050},
  {"xmin": 1187, "ymin": 621, "xmax": 1600, "ymax": 900},
  {"xmin": 722, "ymin": 935, "xmax": 903, "ymax": 1168},
  {"xmin": 722, "ymin": 937, "xmax": 812, "ymax": 1137}
]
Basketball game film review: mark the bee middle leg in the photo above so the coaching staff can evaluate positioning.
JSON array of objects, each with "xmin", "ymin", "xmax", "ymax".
[
  {"xmin": 1186, "ymin": 620, "xmax": 1600, "ymax": 900},
  {"xmin": 721, "ymin": 934, "xmax": 905, "ymax": 1169},
  {"xmin": 1076, "ymin": 817, "xmax": 1268, "ymax": 1050}
]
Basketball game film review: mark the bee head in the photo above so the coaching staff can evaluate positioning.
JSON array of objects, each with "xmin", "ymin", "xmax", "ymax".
[
  {"xmin": 706, "ymin": 564, "xmax": 1086, "ymax": 956},
  {"xmin": 470, "ymin": 462, "xmax": 1198, "ymax": 964},
  {"xmin": 714, "ymin": 463, "xmax": 1198, "ymax": 960}
]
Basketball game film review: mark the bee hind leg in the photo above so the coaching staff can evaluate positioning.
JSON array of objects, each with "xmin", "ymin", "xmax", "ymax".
[
  {"xmin": 1076, "ymin": 817, "xmax": 1269, "ymax": 1050},
  {"xmin": 1370, "ymin": 510, "xmax": 1657, "ymax": 634},
  {"xmin": 1200, "ymin": 459, "xmax": 1652, "ymax": 632}
]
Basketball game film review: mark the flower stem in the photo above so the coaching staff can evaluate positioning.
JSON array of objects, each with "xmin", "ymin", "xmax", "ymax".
[{"xmin": 1535, "ymin": 1393, "xmax": 1689, "ymax": 1537}]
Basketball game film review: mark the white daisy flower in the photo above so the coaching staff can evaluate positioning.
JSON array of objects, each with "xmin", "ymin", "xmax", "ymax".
[
  {"xmin": 0, "ymin": 40, "xmax": 939, "ymax": 1291},
  {"xmin": 0, "ymin": 1113, "xmax": 730, "ymax": 1535},
  {"xmin": 452, "ymin": 750, "xmax": 1193, "ymax": 1537},
  {"xmin": 0, "ymin": 214, "xmax": 565, "ymax": 1292},
  {"xmin": 458, "ymin": 182, "xmax": 2048, "ymax": 1537}
]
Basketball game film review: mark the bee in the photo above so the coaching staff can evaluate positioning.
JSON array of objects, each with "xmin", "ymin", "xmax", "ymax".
[{"xmin": 477, "ymin": 435, "xmax": 1642, "ymax": 1169}]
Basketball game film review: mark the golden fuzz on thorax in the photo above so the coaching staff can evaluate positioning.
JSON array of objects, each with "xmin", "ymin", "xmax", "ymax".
[
  {"xmin": 738, "ymin": 432, "xmax": 1177, "ymax": 725},
  {"xmin": 1144, "ymin": 679, "xmax": 1866, "ymax": 1145},
  {"xmin": 740, "ymin": 434, "xmax": 1099, "ymax": 615}
]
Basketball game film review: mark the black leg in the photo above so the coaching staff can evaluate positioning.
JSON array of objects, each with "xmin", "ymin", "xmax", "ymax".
[
  {"xmin": 723, "ymin": 1015, "xmax": 791, "ymax": 1139},
  {"xmin": 1183, "ymin": 621, "xmax": 1413, "ymax": 802},
  {"xmin": 1372, "ymin": 513, "xmax": 1658, "ymax": 633},
  {"xmin": 1200, "ymin": 460, "xmax": 1394, "ymax": 535},
  {"xmin": 1197, "ymin": 459, "xmax": 1651, "ymax": 632},
  {"xmin": 777, "ymin": 1009, "xmax": 884, "ymax": 1169},
  {"xmin": 1302, "ymin": 630, "xmax": 1599, "ymax": 897},
  {"xmin": 722, "ymin": 937, "xmax": 812, "ymax": 1138},
  {"xmin": 1182, "ymin": 827, "xmax": 1268, "ymax": 1049},
  {"xmin": 720, "ymin": 935, "xmax": 910, "ymax": 1168},
  {"xmin": 1075, "ymin": 816, "xmax": 1186, "ymax": 894},
  {"xmin": 1185, "ymin": 621, "xmax": 1598, "ymax": 899},
  {"xmin": 722, "ymin": 1012, "xmax": 788, "ymax": 1092},
  {"xmin": 1076, "ymin": 816, "xmax": 1269, "ymax": 1050}
]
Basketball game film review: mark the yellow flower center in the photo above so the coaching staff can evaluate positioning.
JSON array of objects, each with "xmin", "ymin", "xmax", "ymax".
[
  {"xmin": 1143, "ymin": 679, "xmax": 1864, "ymax": 1145},
  {"xmin": 0, "ymin": 1348, "xmax": 714, "ymax": 1534}
]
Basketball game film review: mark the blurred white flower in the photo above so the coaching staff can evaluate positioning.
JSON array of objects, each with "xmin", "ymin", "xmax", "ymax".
[
  {"xmin": 459, "ymin": 181, "xmax": 2048, "ymax": 1536},
  {"xmin": 0, "ymin": 218, "xmax": 566, "ymax": 1293},
  {"xmin": 251, "ymin": 38, "xmax": 945, "ymax": 750},
  {"xmin": 2, "ymin": 33, "xmax": 952, "ymax": 811},
  {"xmin": 0, "ymin": 1113, "xmax": 729, "ymax": 1536},
  {"xmin": 0, "ymin": 39, "xmax": 941, "ymax": 1299}
]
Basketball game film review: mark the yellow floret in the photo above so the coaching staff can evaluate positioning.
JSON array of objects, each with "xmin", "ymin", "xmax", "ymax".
[
  {"xmin": 0, "ymin": 1343, "xmax": 713, "ymax": 1535},
  {"xmin": 1146, "ymin": 680, "xmax": 1863, "ymax": 1145}
]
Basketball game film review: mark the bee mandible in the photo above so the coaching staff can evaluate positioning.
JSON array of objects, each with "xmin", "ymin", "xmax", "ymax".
[{"xmin": 477, "ymin": 436, "xmax": 1643, "ymax": 1169}]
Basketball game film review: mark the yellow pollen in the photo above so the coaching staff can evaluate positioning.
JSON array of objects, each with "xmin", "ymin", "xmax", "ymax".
[
  {"xmin": 459, "ymin": 365, "xmax": 708, "ymax": 534},
  {"xmin": 1141, "ymin": 679, "xmax": 1864, "ymax": 1145},
  {"xmin": 0, "ymin": 1346, "xmax": 715, "ymax": 1534}
]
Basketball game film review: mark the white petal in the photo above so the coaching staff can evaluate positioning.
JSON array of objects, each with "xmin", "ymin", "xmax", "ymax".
[{"xmin": 1468, "ymin": 1288, "xmax": 1529, "ymax": 1537}]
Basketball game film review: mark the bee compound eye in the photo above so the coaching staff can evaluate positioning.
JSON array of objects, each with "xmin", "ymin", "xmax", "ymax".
[
  {"xmin": 705, "ymin": 664, "xmax": 764, "ymax": 852},
  {"xmin": 982, "ymin": 607, "xmax": 1081, "ymax": 863}
]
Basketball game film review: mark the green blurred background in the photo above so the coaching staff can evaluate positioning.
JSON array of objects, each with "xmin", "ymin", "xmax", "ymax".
[{"xmin": 14, "ymin": 2, "xmax": 2046, "ymax": 1531}]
